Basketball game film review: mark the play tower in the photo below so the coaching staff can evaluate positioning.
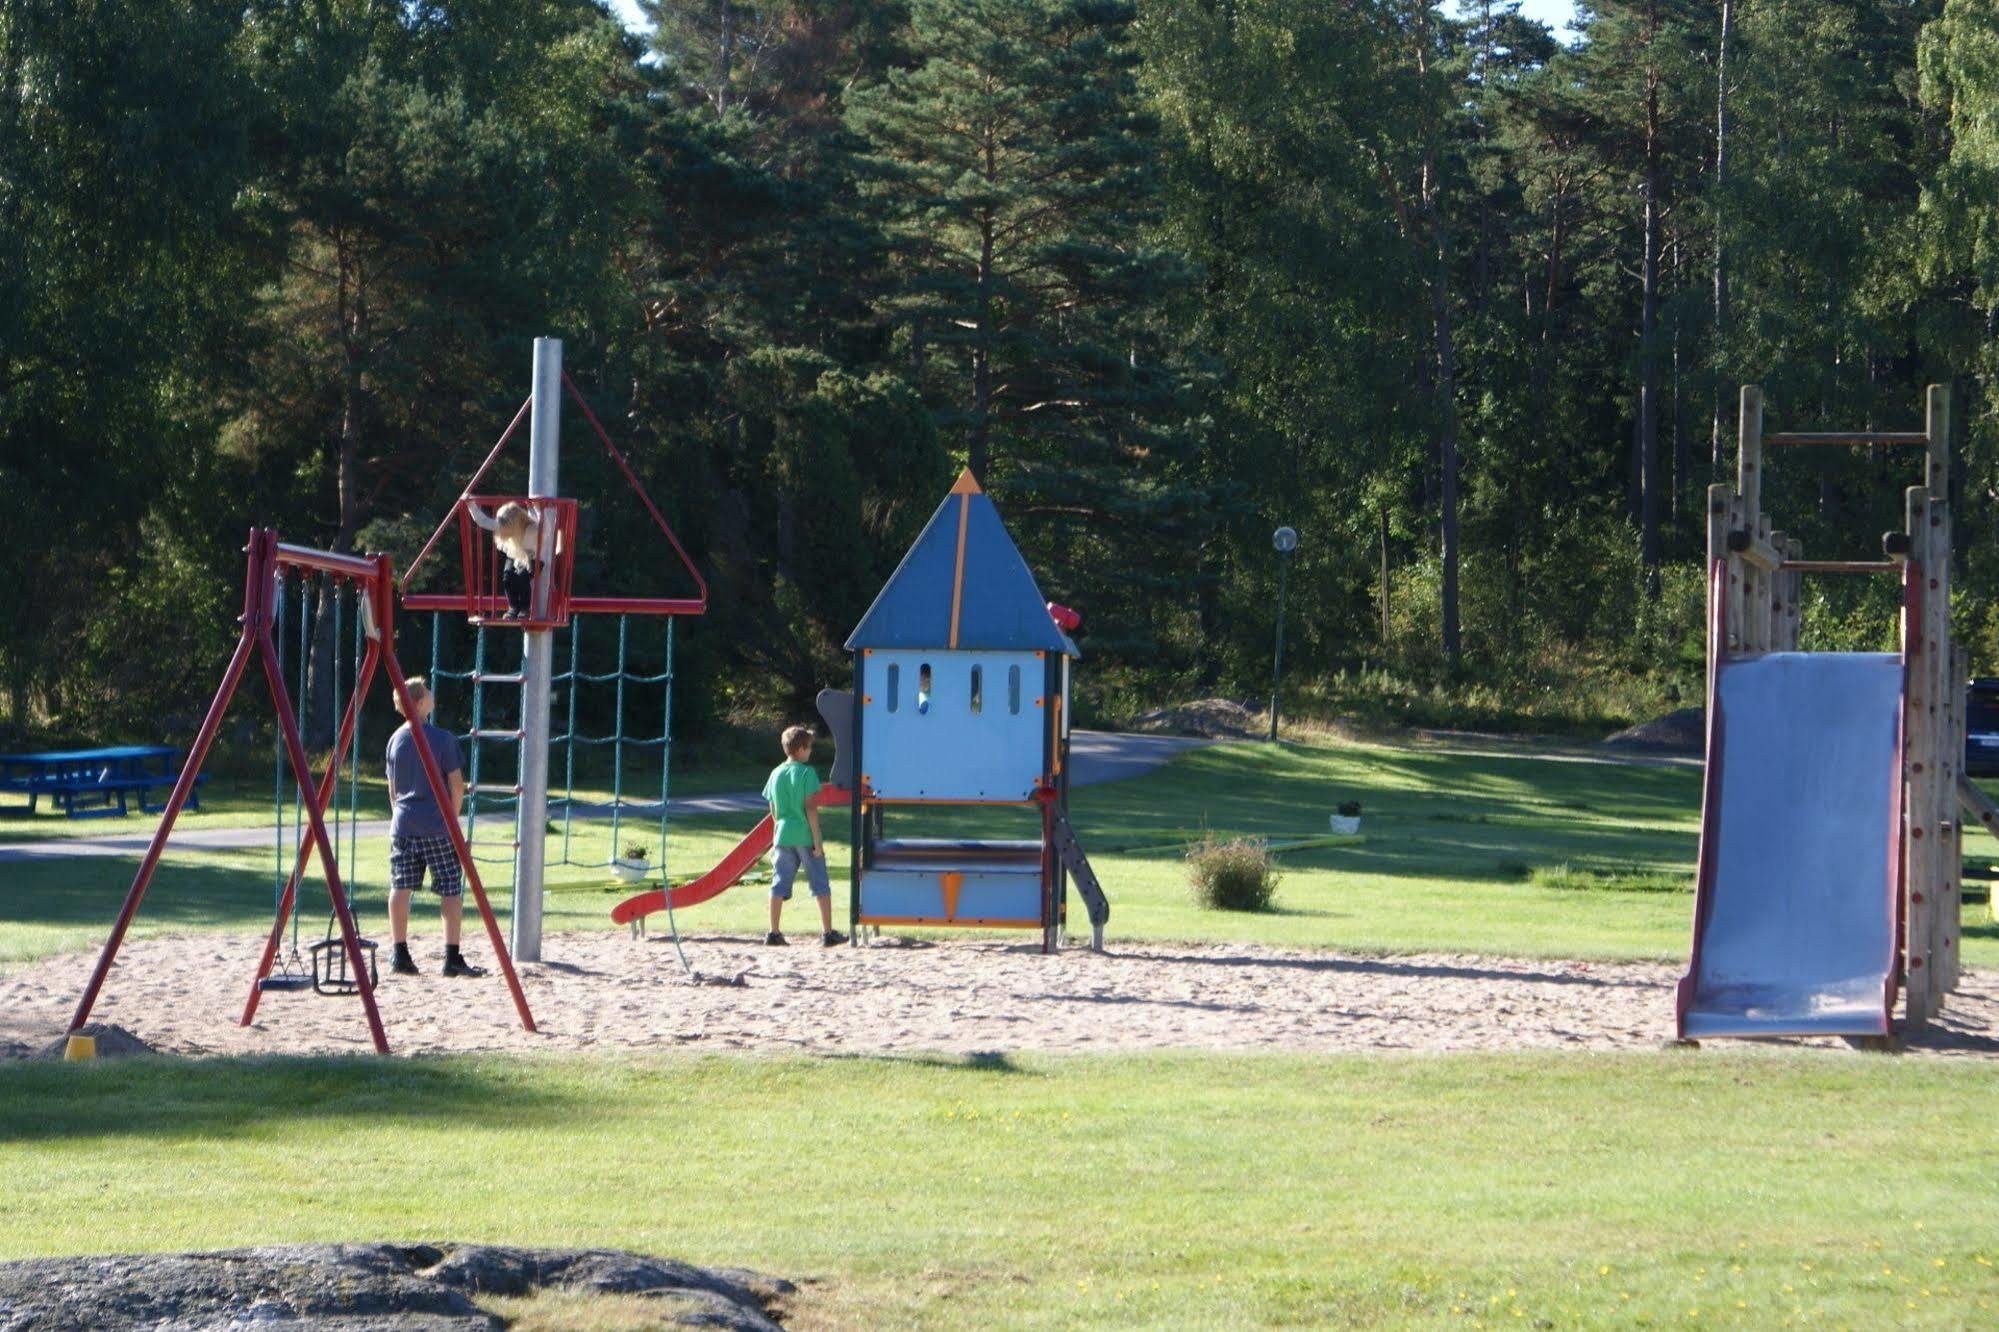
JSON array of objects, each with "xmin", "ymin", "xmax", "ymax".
[
  {"xmin": 1678, "ymin": 384, "xmax": 1963, "ymax": 1040},
  {"xmin": 845, "ymin": 470, "xmax": 1108, "ymax": 950}
]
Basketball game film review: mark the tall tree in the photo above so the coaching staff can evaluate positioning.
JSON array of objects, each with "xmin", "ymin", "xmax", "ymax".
[{"xmin": 851, "ymin": 0, "xmax": 1219, "ymax": 660}]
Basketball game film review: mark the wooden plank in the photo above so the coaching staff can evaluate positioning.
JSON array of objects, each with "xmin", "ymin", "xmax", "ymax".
[
  {"xmin": 1925, "ymin": 499, "xmax": 1954, "ymax": 1003},
  {"xmin": 1958, "ymin": 773, "xmax": 1999, "ymax": 841},
  {"xmin": 1731, "ymin": 529, "xmax": 1782, "ymax": 572},
  {"xmin": 1944, "ymin": 643, "xmax": 1967, "ymax": 991},
  {"xmin": 1903, "ymin": 488, "xmax": 1935, "ymax": 1024},
  {"xmin": 1752, "ymin": 514, "xmax": 1775, "ymax": 649},
  {"xmin": 1763, "ymin": 431, "xmax": 1929, "ymax": 447},
  {"xmin": 1902, "ymin": 485, "xmax": 1939, "ymax": 1028}
]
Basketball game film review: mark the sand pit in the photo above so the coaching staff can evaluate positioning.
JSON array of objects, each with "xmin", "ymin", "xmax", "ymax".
[{"xmin": 6, "ymin": 931, "xmax": 1998, "ymax": 1059}]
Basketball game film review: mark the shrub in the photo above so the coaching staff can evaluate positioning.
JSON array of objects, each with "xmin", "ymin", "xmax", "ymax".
[{"xmin": 1186, "ymin": 834, "xmax": 1280, "ymax": 912}]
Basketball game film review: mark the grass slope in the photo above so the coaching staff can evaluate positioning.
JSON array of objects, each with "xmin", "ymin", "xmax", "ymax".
[{"xmin": 3, "ymin": 1052, "xmax": 1998, "ymax": 1328}]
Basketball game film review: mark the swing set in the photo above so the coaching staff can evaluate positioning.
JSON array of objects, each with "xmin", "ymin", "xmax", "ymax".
[
  {"xmin": 67, "ymin": 532, "xmax": 536, "ymax": 1055},
  {"xmin": 66, "ymin": 339, "xmax": 704, "ymax": 1053}
]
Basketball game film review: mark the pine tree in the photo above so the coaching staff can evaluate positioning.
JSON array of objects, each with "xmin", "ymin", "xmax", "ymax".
[{"xmin": 849, "ymin": 0, "xmax": 1220, "ymax": 661}]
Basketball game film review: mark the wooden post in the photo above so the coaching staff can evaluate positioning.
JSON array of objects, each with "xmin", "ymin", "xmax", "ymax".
[
  {"xmin": 1791, "ymin": 536, "xmax": 1807, "ymax": 648},
  {"xmin": 1926, "ymin": 384, "xmax": 1951, "ymax": 500},
  {"xmin": 1752, "ymin": 513, "xmax": 1775, "ymax": 649},
  {"xmin": 1931, "ymin": 386, "xmax": 1959, "ymax": 996},
  {"xmin": 1738, "ymin": 385, "xmax": 1763, "ymax": 517},
  {"xmin": 1903, "ymin": 485, "xmax": 1940, "ymax": 1028},
  {"xmin": 1735, "ymin": 387, "xmax": 1764, "ymax": 653},
  {"xmin": 1724, "ymin": 492, "xmax": 1748, "ymax": 653},
  {"xmin": 1944, "ymin": 643, "xmax": 1967, "ymax": 991}
]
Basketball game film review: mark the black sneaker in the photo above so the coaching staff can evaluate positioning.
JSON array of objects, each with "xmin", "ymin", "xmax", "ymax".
[
  {"xmin": 442, "ymin": 952, "xmax": 486, "ymax": 978},
  {"xmin": 822, "ymin": 930, "xmax": 848, "ymax": 947},
  {"xmin": 764, "ymin": 931, "xmax": 788, "ymax": 946},
  {"xmin": 392, "ymin": 948, "xmax": 420, "ymax": 976}
]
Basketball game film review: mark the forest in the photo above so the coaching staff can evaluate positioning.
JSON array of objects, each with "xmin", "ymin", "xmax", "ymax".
[{"xmin": 3, "ymin": 0, "xmax": 1996, "ymax": 742}]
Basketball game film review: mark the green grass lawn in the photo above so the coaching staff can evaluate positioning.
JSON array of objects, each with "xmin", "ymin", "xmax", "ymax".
[
  {"xmin": 9, "ymin": 736, "xmax": 1997, "ymax": 969},
  {"xmin": 12, "ymin": 735, "xmax": 1999, "ymax": 1327},
  {"xmin": 4, "ymin": 1051, "xmax": 1998, "ymax": 1328}
]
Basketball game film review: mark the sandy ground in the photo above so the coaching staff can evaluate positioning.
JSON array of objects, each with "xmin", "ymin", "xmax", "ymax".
[{"xmin": 7, "ymin": 930, "xmax": 1999, "ymax": 1059}]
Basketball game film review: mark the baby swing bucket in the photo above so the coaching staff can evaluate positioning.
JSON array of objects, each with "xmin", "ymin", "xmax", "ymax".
[{"xmin": 310, "ymin": 937, "xmax": 379, "ymax": 997}]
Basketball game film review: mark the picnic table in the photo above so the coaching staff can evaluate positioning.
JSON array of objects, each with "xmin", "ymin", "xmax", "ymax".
[{"xmin": 0, "ymin": 745, "xmax": 204, "ymax": 819}]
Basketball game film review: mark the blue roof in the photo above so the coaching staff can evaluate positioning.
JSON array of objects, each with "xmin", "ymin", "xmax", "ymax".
[{"xmin": 846, "ymin": 470, "xmax": 1078, "ymax": 655}]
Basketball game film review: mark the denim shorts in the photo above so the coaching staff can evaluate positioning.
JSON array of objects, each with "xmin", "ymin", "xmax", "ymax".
[{"xmin": 771, "ymin": 845, "xmax": 831, "ymax": 900}]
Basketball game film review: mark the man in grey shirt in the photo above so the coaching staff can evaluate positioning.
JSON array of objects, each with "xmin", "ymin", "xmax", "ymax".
[{"xmin": 384, "ymin": 677, "xmax": 483, "ymax": 978}]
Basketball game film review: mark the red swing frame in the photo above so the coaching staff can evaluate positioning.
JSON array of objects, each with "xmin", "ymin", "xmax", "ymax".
[{"xmin": 67, "ymin": 529, "xmax": 536, "ymax": 1055}]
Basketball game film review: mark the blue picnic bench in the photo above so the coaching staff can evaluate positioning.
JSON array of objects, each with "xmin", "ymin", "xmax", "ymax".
[{"xmin": 0, "ymin": 746, "xmax": 206, "ymax": 819}]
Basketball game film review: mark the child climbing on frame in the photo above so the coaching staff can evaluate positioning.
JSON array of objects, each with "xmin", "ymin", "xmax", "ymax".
[
  {"xmin": 762, "ymin": 724, "xmax": 846, "ymax": 947},
  {"xmin": 467, "ymin": 500, "xmax": 544, "ymax": 619}
]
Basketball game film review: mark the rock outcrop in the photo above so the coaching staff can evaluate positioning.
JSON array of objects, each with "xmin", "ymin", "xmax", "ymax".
[{"xmin": 0, "ymin": 1242, "xmax": 794, "ymax": 1330}]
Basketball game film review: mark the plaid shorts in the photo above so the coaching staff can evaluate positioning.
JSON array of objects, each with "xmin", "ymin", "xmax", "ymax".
[{"xmin": 389, "ymin": 834, "xmax": 463, "ymax": 898}]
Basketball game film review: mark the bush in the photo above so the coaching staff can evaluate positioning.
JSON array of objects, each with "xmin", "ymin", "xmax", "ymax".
[{"xmin": 1186, "ymin": 834, "xmax": 1280, "ymax": 912}]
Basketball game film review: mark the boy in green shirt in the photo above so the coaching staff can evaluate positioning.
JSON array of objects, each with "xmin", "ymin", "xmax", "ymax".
[{"xmin": 762, "ymin": 724, "xmax": 846, "ymax": 946}]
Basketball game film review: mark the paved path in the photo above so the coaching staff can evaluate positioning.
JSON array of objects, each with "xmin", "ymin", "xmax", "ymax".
[{"xmin": 0, "ymin": 730, "xmax": 1209, "ymax": 864}]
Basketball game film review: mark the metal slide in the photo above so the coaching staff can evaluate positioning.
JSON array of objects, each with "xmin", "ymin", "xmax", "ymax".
[{"xmin": 1677, "ymin": 651, "xmax": 1905, "ymax": 1039}]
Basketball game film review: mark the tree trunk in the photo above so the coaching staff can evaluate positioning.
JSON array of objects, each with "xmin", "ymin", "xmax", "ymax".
[
  {"xmin": 1637, "ymin": 22, "xmax": 1662, "ymax": 587},
  {"xmin": 1710, "ymin": 0, "xmax": 1733, "ymax": 474},
  {"xmin": 969, "ymin": 213, "xmax": 993, "ymax": 481},
  {"xmin": 715, "ymin": 0, "xmax": 734, "ymax": 114},
  {"xmin": 1425, "ymin": 167, "xmax": 1461, "ymax": 671}
]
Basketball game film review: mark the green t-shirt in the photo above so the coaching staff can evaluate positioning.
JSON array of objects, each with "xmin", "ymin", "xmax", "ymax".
[{"xmin": 762, "ymin": 758, "xmax": 822, "ymax": 847}]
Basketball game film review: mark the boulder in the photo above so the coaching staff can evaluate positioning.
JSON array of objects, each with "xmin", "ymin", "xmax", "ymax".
[
  {"xmin": 1602, "ymin": 707, "xmax": 1705, "ymax": 754},
  {"xmin": 0, "ymin": 1242, "xmax": 793, "ymax": 1331}
]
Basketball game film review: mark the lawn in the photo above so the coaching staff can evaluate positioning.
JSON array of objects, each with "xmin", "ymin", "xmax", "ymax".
[
  {"xmin": 3, "ymin": 1051, "xmax": 1998, "ymax": 1328},
  {"xmin": 10, "ymin": 735, "xmax": 1999, "ymax": 1328},
  {"xmin": 9, "ymin": 735, "xmax": 1996, "ymax": 970}
]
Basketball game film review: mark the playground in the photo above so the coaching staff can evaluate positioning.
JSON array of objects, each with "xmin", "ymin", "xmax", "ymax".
[{"xmin": 4, "ymin": 359, "xmax": 1999, "ymax": 1327}]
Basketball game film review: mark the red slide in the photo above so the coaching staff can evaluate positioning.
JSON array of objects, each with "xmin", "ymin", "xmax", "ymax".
[{"xmin": 610, "ymin": 785, "xmax": 849, "ymax": 926}]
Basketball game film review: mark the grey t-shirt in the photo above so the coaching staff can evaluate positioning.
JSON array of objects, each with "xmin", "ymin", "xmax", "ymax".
[{"xmin": 385, "ymin": 722, "xmax": 464, "ymax": 839}]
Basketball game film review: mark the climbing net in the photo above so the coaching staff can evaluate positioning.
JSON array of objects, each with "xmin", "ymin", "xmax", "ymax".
[{"xmin": 423, "ymin": 611, "xmax": 680, "ymax": 947}]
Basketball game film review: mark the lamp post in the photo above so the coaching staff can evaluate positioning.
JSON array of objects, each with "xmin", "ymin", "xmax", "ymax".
[{"xmin": 1269, "ymin": 526, "xmax": 1297, "ymax": 742}]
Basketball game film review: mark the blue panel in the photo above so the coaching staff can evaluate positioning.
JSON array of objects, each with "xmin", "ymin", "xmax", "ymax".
[
  {"xmin": 955, "ymin": 873, "xmax": 1043, "ymax": 920},
  {"xmin": 845, "ymin": 479, "xmax": 1077, "ymax": 655},
  {"xmin": 860, "ymin": 867, "xmax": 1044, "ymax": 924},
  {"xmin": 861, "ymin": 650, "xmax": 1047, "ymax": 801}
]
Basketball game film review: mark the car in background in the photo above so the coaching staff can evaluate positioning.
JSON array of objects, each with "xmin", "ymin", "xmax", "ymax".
[{"xmin": 1967, "ymin": 679, "xmax": 1999, "ymax": 778}]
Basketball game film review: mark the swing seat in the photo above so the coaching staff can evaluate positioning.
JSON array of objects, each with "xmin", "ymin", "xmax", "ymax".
[
  {"xmin": 257, "ymin": 971, "xmax": 313, "ymax": 994},
  {"xmin": 310, "ymin": 937, "xmax": 379, "ymax": 997}
]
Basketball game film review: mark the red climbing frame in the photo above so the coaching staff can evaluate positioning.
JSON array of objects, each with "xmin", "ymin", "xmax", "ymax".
[
  {"xmin": 67, "ymin": 529, "xmax": 537, "ymax": 1055},
  {"xmin": 399, "ymin": 375, "xmax": 707, "ymax": 618}
]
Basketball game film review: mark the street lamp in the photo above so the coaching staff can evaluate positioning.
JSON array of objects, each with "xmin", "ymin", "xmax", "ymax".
[{"xmin": 1269, "ymin": 526, "xmax": 1298, "ymax": 743}]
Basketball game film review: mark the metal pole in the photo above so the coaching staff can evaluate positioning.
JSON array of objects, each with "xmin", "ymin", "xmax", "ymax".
[
  {"xmin": 1268, "ymin": 552, "xmax": 1289, "ymax": 743},
  {"xmin": 512, "ymin": 336, "xmax": 560, "ymax": 962}
]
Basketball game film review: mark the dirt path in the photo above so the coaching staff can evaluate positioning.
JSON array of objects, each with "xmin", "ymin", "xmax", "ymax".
[{"xmin": 9, "ymin": 931, "xmax": 1996, "ymax": 1059}]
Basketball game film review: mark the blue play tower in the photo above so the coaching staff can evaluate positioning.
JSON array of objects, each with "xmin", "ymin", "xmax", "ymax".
[{"xmin": 844, "ymin": 469, "xmax": 1108, "ymax": 950}]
